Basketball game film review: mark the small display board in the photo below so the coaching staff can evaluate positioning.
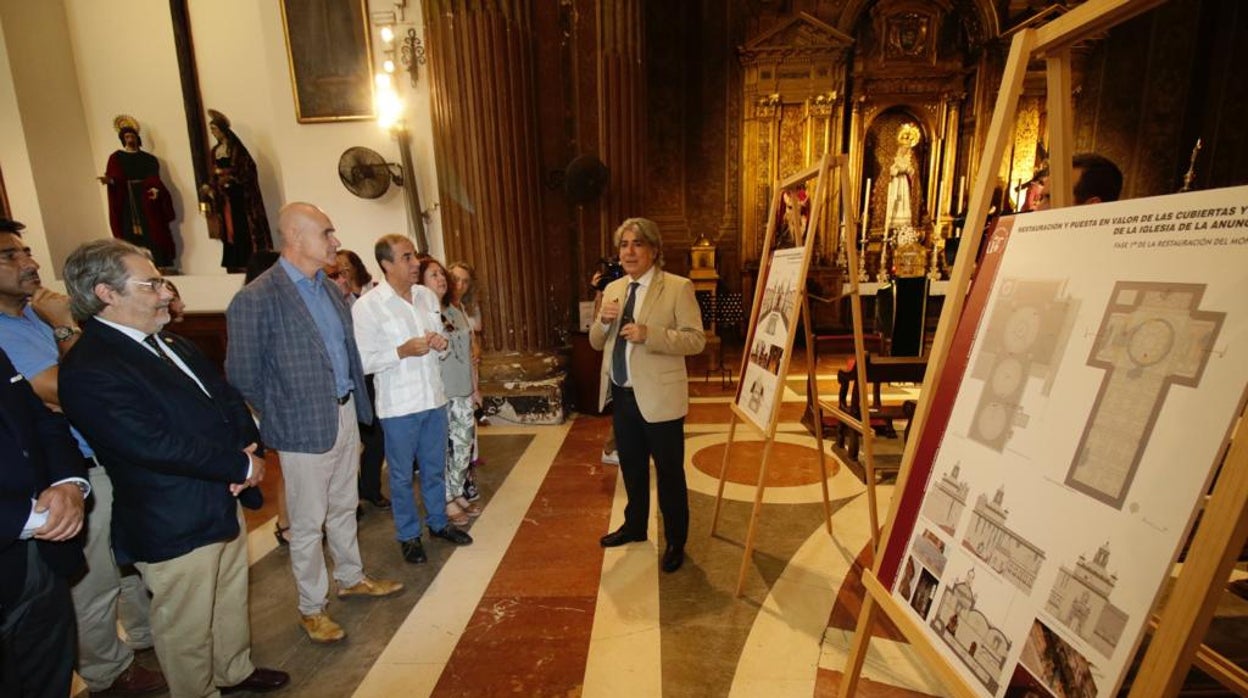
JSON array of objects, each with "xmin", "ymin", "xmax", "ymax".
[{"xmin": 878, "ymin": 185, "xmax": 1248, "ymax": 697}]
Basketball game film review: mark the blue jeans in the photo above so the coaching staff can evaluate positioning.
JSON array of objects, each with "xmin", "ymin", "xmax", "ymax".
[{"xmin": 381, "ymin": 407, "xmax": 449, "ymax": 541}]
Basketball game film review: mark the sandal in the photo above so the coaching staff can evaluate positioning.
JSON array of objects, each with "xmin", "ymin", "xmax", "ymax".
[
  {"xmin": 445, "ymin": 500, "xmax": 471, "ymax": 526},
  {"xmin": 274, "ymin": 523, "xmax": 291, "ymax": 546},
  {"xmin": 455, "ymin": 496, "xmax": 482, "ymax": 518}
]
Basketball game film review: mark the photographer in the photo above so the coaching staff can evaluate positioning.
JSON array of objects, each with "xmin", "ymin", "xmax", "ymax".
[{"xmin": 591, "ymin": 260, "xmax": 624, "ymax": 465}]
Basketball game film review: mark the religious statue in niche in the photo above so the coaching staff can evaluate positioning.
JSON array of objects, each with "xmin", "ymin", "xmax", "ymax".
[
  {"xmin": 885, "ymin": 122, "xmax": 922, "ymax": 234},
  {"xmin": 200, "ymin": 109, "xmax": 273, "ymax": 272},
  {"xmin": 99, "ymin": 115, "xmax": 177, "ymax": 268}
]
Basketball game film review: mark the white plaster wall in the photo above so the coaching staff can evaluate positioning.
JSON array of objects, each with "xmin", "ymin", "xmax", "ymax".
[
  {"xmin": 2, "ymin": 0, "xmax": 441, "ymax": 310},
  {"xmin": 0, "ymin": 15, "xmax": 53, "ymax": 276}
]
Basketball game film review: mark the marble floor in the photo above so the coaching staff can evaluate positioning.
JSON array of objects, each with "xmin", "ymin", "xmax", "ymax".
[{"xmin": 84, "ymin": 348, "xmax": 1247, "ymax": 697}]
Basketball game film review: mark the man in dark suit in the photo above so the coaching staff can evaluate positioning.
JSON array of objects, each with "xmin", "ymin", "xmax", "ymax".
[
  {"xmin": 226, "ymin": 202, "xmax": 402, "ymax": 644},
  {"xmin": 59, "ymin": 240, "xmax": 288, "ymax": 697},
  {"xmin": 0, "ymin": 348, "xmax": 87, "ymax": 698},
  {"xmin": 0, "ymin": 218, "xmax": 164, "ymax": 695}
]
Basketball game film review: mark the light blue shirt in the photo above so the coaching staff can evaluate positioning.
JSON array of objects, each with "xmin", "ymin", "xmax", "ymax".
[
  {"xmin": 0, "ymin": 304, "xmax": 93, "ymax": 457},
  {"xmin": 280, "ymin": 257, "xmax": 354, "ymax": 397}
]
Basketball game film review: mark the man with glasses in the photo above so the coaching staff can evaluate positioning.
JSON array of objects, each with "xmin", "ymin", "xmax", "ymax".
[
  {"xmin": 59, "ymin": 239, "xmax": 289, "ymax": 696},
  {"xmin": 0, "ymin": 221, "xmax": 165, "ymax": 696}
]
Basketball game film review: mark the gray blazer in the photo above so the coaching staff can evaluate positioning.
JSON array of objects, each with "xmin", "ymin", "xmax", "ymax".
[{"xmin": 226, "ymin": 263, "xmax": 372, "ymax": 453}]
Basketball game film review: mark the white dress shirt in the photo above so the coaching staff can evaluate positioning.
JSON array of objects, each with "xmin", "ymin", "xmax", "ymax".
[
  {"xmin": 352, "ymin": 281, "xmax": 448, "ymax": 419},
  {"xmin": 600, "ymin": 265, "xmax": 655, "ymax": 387}
]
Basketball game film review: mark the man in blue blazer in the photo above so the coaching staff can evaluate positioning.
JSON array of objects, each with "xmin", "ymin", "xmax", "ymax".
[
  {"xmin": 226, "ymin": 202, "xmax": 402, "ymax": 644},
  {"xmin": 59, "ymin": 240, "xmax": 288, "ymax": 697},
  {"xmin": 0, "ymin": 348, "xmax": 87, "ymax": 698}
]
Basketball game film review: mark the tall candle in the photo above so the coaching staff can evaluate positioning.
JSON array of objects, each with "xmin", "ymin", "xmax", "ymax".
[
  {"xmin": 860, "ymin": 178, "xmax": 872, "ymax": 243},
  {"xmin": 957, "ymin": 175, "xmax": 967, "ymax": 213}
]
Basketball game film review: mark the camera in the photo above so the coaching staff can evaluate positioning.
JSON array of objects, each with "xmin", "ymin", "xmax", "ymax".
[{"xmin": 592, "ymin": 257, "xmax": 625, "ymax": 292}]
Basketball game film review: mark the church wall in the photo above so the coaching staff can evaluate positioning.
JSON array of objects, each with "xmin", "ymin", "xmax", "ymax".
[
  {"xmin": 0, "ymin": 0, "xmax": 443, "ymax": 311},
  {"xmin": 0, "ymin": 0, "xmax": 105, "ymax": 279}
]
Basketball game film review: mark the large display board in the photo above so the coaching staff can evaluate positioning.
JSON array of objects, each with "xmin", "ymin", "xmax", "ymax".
[{"xmin": 880, "ymin": 185, "xmax": 1248, "ymax": 697}]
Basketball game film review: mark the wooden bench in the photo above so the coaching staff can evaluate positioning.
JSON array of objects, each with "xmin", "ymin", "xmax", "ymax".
[{"xmin": 833, "ymin": 354, "xmax": 927, "ymax": 461}]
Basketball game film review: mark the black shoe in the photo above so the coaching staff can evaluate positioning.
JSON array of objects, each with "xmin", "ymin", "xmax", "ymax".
[
  {"xmin": 661, "ymin": 545, "xmax": 684, "ymax": 573},
  {"xmin": 401, "ymin": 538, "xmax": 427, "ymax": 564},
  {"xmin": 430, "ymin": 526, "xmax": 473, "ymax": 546},
  {"xmin": 600, "ymin": 527, "xmax": 647, "ymax": 548},
  {"xmin": 220, "ymin": 667, "xmax": 290, "ymax": 694},
  {"xmin": 366, "ymin": 495, "xmax": 391, "ymax": 510}
]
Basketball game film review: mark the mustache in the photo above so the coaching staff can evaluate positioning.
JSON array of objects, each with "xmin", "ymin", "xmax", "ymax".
[{"xmin": 20, "ymin": 270, "xmax": 40, "ymax": 283}]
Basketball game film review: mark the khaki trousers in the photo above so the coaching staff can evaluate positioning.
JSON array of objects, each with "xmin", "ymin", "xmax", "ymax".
[
  {"xmin": 279, "ymin": 397, "xmax": 365, "ymax": 615},
  {"xmin": 74, "ymin": 464, "xmax": 153, "ymax": 690},
  {"xmin": 135, "ymin": 507, "xmax": 253, "ymax": 698}
]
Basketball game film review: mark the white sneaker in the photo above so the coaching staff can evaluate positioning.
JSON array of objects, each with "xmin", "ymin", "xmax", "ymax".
[{"xmin": 601, "ymin": 450, "xmax": 620, "ymax": 465}]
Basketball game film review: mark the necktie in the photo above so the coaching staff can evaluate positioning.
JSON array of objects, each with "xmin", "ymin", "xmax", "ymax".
[
  {"xmin": 144, "ymin": 334, "xmax": 177, "ymax": 368},
  {"xmin": 611, "ymin": 282, "xmax": 640, "ymax": 386}
]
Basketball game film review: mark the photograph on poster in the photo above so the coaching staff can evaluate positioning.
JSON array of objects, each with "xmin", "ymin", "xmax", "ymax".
[
  {"xmin": 1065, "ymin": 282, "xmax": 1224, "ymax": 509},
  {"xmin": 1042, "ymin": 544, "xmax": 1127, "ymax": 659},
  {"xmin": 900, "ymin": 557, "xmax": 918, "ymax": 600},
  {"xmin": 1004, "ymin": 664, "xmax": 1058, "ymax": 698},
  {"xmin": 740, "ymin": 362, "xmax": 780, "ymax": 427},
  {"xmin": 911, "ymin": 567, "xmax": 940, "ymax": 620},
  {"xmin": 755, "ymin": 247, "xmax": 805, "ymax": 346},
  {"xmin": 1018, "ymin": 619, "xmax": 1102, "ymax": 698},
  {"xmin": 748, "ymin": 339, "xmax": 785, "ymax": 374},
  {"xmin": 967, "ymin": 278, "xmax": 1077, "ymax": 451},
  {"xmin": 913, "ymin": 527, "xmax": 949, "ymax": 576},
  {"xmin": 929, "ymin": 569, "xmax": 1013, "ymax": 693},
  {"xmin": 920, "ymin": 464, "xmax": 970, "ymax": 536},
  {"xmin": 961, "ymin": 485, "xmax": 1046, "ymax": 594}
]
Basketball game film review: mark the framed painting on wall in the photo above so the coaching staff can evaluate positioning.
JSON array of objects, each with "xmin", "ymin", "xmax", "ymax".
[{"xmin": 279, "ymin": 0, "xmax": 375, "ymax": 123}]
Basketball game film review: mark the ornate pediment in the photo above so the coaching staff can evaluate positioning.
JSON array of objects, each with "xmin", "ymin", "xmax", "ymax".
[{"xmin": 739, "ymin": 12, "xmax": 854, "ymax": 64}]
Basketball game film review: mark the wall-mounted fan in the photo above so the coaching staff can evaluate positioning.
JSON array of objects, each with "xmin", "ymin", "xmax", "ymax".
[
  {"xmin": 338, "ymin": 146, "xmax": 403, "ymax": 199},
  {"xmin": 563, "ymin": 154, "xmax": 609, "ymax": 204}
]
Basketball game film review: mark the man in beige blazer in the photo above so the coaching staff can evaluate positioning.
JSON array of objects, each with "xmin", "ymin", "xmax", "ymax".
[{"xmin": 590, "ymin": 218, "xmax": 705, "ymax": 573}]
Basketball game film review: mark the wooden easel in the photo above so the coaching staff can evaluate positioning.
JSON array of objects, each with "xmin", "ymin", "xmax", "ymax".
[
  {"xmin": 710, "ymin": 152, "xmax": 879, "ymax": 597},
  {"xmin": 836, "ymin": 1, "xmax": 1248, "ymax": 696}
]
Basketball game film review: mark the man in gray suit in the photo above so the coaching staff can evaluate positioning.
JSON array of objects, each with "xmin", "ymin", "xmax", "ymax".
[{"xmin": 226, "ymin": 202, "xmax": 402, "ymax": 644}]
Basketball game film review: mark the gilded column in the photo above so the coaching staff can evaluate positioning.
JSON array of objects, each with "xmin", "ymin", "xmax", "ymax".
[{"xmin": 423, "ymin": 0, "xmax": 548, "ymax": 354}]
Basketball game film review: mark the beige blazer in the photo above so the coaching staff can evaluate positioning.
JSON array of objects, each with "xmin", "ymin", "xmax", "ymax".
[{"xmin": 589, "ymin": 268, "xmax": 706, "ymax": 422}]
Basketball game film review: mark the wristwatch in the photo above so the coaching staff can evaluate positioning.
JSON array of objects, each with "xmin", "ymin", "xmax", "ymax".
[{"xmin": 53, "ymin": 326, "xmax": 80, "ymax": 343}]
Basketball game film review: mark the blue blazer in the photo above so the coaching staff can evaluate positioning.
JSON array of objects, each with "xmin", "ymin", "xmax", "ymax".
[
  {"xmin": 225, "ymin": 263, "xmax": 372, "ymax": 453},
  {"xmin": 59, "ymin": 319, "xmax": 262, "ymax": 565},
  {"xmin": 0, "ymin": 349, "xmax": 85, "ymax": 603}
]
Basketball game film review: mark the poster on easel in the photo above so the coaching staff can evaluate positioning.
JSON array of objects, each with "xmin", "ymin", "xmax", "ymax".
[
  {"xmin": 876, "ymin": 185, "xmax": 1248, "ymax": 698},
  {"xmin": 734, "ymin": 179, "xmax": 822, "ymax": 435},
  {"xmin": 739, "ymin": 246, "xmax": 805, "ymax": 430}
]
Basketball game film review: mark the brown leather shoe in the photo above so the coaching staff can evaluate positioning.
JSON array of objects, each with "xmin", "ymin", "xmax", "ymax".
[
  {"xmin": 91, "ymin": 662, "xmax": 167, "ymax": 695},
  {"xmin": 299, "ymin": 612, "xmax": 346, "ymax": 643},
  {"xmin": 337, "ymin": 575, "xmax": 404, "ymax": 599}
]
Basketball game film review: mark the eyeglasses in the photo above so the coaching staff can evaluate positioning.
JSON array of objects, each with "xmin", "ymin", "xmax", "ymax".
[{"xmin": 126, "ymin": 278, "xmax": 173, "ymax": 293}]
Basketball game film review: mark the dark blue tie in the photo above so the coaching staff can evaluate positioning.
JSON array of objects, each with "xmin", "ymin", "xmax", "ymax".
[{"xmin": 611, "ymin": 282, "xmax": 640, "ymax": 385}]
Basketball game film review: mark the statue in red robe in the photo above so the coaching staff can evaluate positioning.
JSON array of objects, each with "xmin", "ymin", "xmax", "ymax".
[{"xmin": 99, "ymin": 115, "xmax": 177, "ymax": 267}]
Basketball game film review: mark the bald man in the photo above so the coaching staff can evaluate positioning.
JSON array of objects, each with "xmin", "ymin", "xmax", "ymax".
[{"xmin": 226, "ymin": 203, "xmax": 402, "ymax": 644}]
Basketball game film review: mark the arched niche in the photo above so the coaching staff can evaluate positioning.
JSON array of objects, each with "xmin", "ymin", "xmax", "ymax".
[{"xmin": 863, "ymin": 106, "xmax": 931, "ymax": 236}]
